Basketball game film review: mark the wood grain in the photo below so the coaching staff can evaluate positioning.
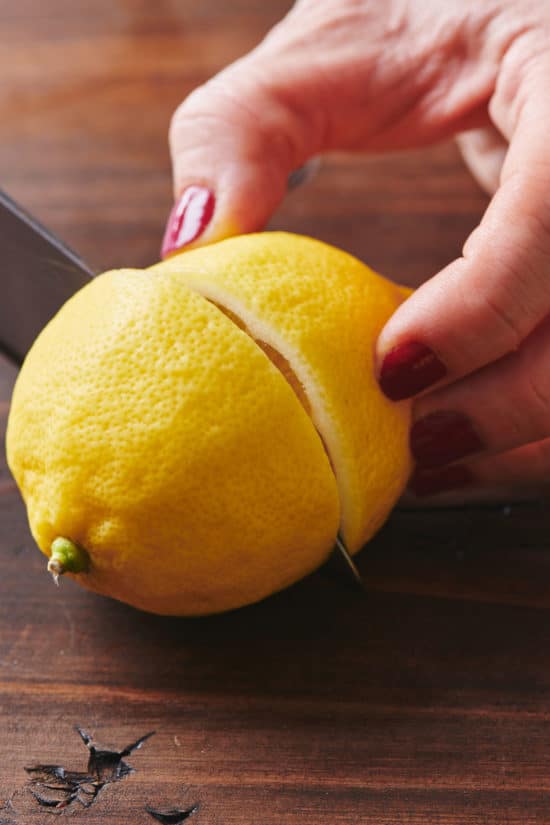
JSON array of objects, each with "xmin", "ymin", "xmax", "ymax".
[{"xmin": 1, "ymin": 2, "xmax": 549, "ymax": 824}]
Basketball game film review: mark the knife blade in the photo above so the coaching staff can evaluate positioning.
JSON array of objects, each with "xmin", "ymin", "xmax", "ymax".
[{"xmin": 0, "ymin": 189, "xmax": 95, "ymax": 364}]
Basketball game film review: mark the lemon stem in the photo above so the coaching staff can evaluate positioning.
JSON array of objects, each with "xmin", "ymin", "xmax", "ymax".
[{"xmin": 48, "ymin": 537, "xmax": 89, "ymax": 584}]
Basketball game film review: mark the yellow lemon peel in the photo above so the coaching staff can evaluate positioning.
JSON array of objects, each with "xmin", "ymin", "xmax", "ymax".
[{"xmin": 7, "ymin": 232, "xmax": 412, "ymax": 615}]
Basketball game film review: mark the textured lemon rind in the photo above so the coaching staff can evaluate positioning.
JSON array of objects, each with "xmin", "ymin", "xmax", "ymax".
[{"xmin": 6, "ymin": 267, "xmax": 340, "ymax": 615}]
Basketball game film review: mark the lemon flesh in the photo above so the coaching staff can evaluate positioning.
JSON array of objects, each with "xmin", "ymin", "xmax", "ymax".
[{"xmin": 6, "ymin": 232, "xmax": 411, "ymax": 615}]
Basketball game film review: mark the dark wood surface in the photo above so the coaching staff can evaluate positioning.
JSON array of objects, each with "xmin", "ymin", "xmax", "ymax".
[{"xmin": 2, "ymin": 2, "xmax": 550, "ymax": 823}]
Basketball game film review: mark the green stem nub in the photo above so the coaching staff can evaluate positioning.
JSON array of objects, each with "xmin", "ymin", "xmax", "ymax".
[{"xmin": 48, "ymin": 537, "xmax": 90, "ymax": 583}]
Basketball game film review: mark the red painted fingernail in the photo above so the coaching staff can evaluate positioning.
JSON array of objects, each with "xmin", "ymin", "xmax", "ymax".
[
  {"xmin": 161, "ymin": 185, "xmax": 215, "ymax": 258},
  {"xmin": 378, "ymin": 342, "xmax": 446, "ymax": 401},
  {"xmin": 411, "ymin": 410, "xmax": 484, "ymax": 468},
  {"xmin": 408, "ymin": 464, "xmax": 475, "ymax": 497}
]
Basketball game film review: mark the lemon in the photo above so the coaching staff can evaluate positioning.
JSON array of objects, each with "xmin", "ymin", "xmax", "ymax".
[{"xmin": 6, "ymin": 232, "xmax": 412, "ymax": 615}]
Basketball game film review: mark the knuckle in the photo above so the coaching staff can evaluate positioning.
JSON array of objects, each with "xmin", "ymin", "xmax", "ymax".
[
  {"xmin": 481, "ymin": 289, "xmax": 526, "ymax": 351},
  {"xmin": 501, "ymin": 172, "xmax": 550, "ymax": 244},
  {"xmin": 467, "ymin": 197, "xmax": 550, "ymax": 354},
  {"xmin": 168, "ymin": 82, "xmax": 228, "ymax": 145},
  {"xmin": 170, "ymin": 67, "xmax": 307, "ymax": 176},
  {"xmin": 490, "ymin": 25, "xmax": 546, "ymax": 129}
]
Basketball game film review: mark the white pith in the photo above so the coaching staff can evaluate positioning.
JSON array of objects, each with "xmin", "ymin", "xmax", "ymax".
[{"xmin": 185, "ymin": 279, "xmax": 354, "ymax": 546}]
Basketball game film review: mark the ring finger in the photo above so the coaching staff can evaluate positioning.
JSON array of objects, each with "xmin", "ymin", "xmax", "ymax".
[
  {"xmin": 410, "ymin": 315, "xmax": 550, "ymax": 470},
  {"xmin": 409, "ymin": 436, "xmax": 550, "ymax": 500}
]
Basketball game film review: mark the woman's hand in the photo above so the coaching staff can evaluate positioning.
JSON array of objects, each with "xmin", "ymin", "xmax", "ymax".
[{"xmin": 164, "ymin": 0, "xmax": 550, "ymax": 499}]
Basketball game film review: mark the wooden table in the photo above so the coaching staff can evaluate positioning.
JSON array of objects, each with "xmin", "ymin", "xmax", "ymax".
[{"xmin": 2, "ymin": 3, "xmax": 550, "ymax": 823}]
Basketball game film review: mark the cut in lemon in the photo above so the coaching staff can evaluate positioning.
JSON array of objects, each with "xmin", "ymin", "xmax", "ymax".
[{"xmin": 6, "ymin": 232, "xmax": 412, "ymax": 615}]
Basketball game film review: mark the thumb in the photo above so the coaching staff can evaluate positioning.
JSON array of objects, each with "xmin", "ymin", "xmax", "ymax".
[{"xmin": 161, "ymin": 48, "xmax": 323, "ymax": 258}]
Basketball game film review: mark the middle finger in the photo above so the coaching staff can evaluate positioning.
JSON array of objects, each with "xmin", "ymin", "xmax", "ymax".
[{"xmin": 410, "ymin": 315, "xmax": 550, "ymax": 469}]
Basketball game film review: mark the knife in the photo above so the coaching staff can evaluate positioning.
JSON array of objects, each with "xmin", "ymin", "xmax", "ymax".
[
  {"xmin": 0, "ymin": 189, "xmax": 364, "ymax": 589},
  {"xmin": 0, "ymin": 189, "xmax": 95, "ymax": 364}
]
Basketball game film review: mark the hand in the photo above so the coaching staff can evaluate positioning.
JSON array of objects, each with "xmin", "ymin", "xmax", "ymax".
[{"xmin": 163, "ymin": 0, "xmax": 550, "ymax": 500}]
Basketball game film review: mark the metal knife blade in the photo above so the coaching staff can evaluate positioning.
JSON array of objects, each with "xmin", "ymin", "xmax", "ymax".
[{"xmin": 0, "ymin": 189, "xmax": 95, "ymax": 364}]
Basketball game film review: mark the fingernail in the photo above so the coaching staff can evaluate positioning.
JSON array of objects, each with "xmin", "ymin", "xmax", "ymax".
[
  {"xmin": 378, "ymin": 342, "xmax": 446, "ymax": 401},
  {"xmin": 408, "ymin": 464, "xmax": 475, "ymax": 497},
  {"xmin": 411, "ymin": 410, "xmax": 484, "ymax": 468},
  {"xmin": 161, "ymin": 185, "xmax": 215, "ymax": 258}
]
